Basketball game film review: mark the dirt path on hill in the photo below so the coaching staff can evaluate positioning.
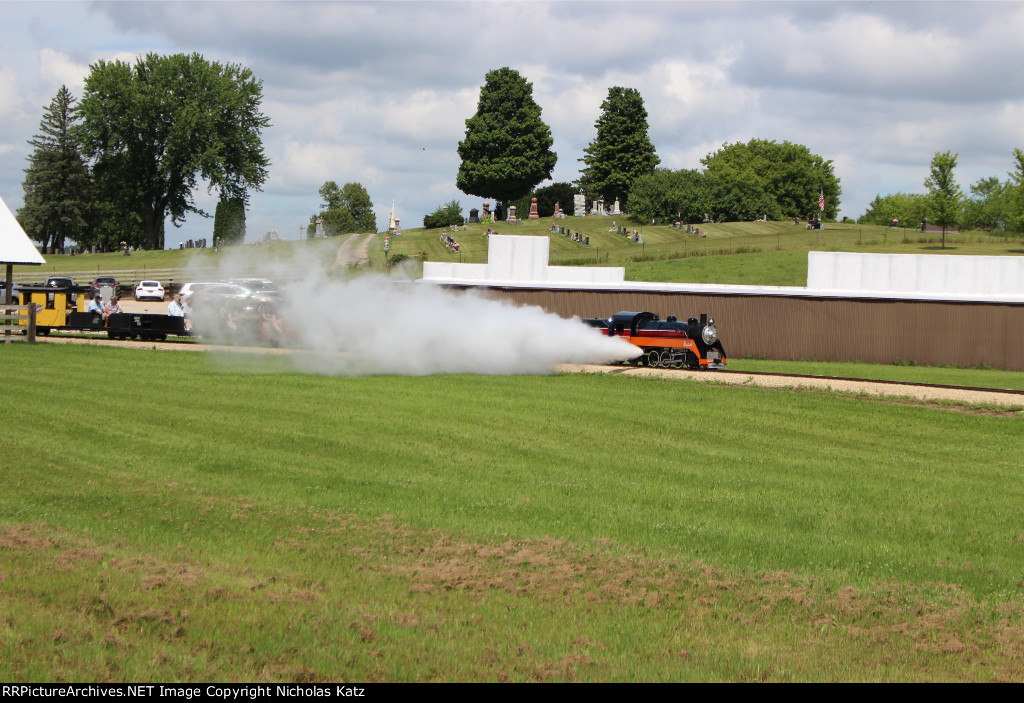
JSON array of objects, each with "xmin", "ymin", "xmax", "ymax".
[{"xmin": 332, "ymin": 233, "xmax": 373, "ymax": 270}]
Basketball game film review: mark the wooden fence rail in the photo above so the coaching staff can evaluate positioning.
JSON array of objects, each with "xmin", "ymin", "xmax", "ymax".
[{"xmin": 1, "ymin": 304, "xmax": 36, "ymax": 343}]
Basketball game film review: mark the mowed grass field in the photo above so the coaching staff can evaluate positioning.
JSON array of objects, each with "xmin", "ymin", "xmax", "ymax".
[{"xmin": 2, "ymin": 344, "xmax": 1023, "ymax": 681}]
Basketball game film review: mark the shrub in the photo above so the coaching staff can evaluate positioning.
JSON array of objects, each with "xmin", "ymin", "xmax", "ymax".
[{"xmin": 423, "ymin": 200, "xmax": 464, "ymax": 229}]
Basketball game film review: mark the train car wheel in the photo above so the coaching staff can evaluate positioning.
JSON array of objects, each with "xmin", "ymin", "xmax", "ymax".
[
  {"xmin": 107, "ymin": 330, "xmax": 115, "ymax": 339},
  {"xmin": 38, "ymin": 327, "xmax": 51, "ymax": 336}
]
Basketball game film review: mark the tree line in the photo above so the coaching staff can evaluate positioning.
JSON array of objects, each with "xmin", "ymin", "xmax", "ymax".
[
  {"xmin": 18, "ymin": 53, "xmax": 270, "ymax": 253},
  {"xmin": 860, "ymin": 150, "xmax": 1024, "ymax": 241}
]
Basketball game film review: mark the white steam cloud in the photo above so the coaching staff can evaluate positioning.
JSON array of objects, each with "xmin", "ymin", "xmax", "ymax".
[{"xmin": 186, "ymin": 242, "xmax": 640, "ymax": 375}]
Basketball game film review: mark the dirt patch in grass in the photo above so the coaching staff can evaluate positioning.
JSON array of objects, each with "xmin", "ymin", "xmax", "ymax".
[{"xmin": 4, "ymin": 512, "xmax": 1024, "ymax": 681}]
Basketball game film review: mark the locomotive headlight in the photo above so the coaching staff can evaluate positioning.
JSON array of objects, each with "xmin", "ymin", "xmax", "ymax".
[{"xmin": 702, "ymin": 323, "xmax": 718, "ymax": 345}]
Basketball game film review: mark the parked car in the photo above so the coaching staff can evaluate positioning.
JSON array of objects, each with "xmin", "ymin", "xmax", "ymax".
[
  {"xmin": 177, "ymin": 282, "xmax": 216, "ymax": 300},
  {"xmin": 134, "ymin": 280, "xmax": 165, "ymax": 301},
  {"xmin": 229, "ymin": 278, "xmax": 279, "ymax": 297},
  {"xmin": 44, "ymin": 276, "xmax": 77, "ymax": 304},
  {"xmin": 92, "ymin": 276, "xmax": 119, "ymax": 299}
]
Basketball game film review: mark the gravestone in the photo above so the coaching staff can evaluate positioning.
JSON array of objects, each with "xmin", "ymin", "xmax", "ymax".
[
  {"xmin": 611, "ymin": 198, "xmax": 621, "ymax": 215},
  {"xmin": 468, "ymin": 208, "xmax": 480, "ymax": 224},
  {"xmin": 482, "ymin": 202, "xmax": 491, "ymax": 221},
  {"xmin": 528, "ymin": 197, "xmax": 540, "ymax": 220},
  {"xmin": 573, "ymin": 193, "xmax": 586, "ymax": 217},
  {"xmin": 507, "ymin": 205, "xmax": 517, "ymax": 222},
  {"xmin": 553, "ymin": 201, "xmax": 562, "ymax": 217}
]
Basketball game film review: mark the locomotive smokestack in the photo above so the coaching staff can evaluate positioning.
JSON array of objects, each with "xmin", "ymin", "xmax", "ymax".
[{"xmin": 700, "ymin": 313, "xmax": 708, "ymax": 325}]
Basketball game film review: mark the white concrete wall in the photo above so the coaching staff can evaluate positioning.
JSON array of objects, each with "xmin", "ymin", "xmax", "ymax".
[
  {"xmin": 421, "ymin": 234, "xmax": 625, "ymax": 286},
  {"xmin": 808, "ymin": 252, "xmax": 1024, "ymax": 298}
]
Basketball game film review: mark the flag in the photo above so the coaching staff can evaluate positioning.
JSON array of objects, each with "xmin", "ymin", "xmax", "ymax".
[{"xmin": 818, "ymin": 190, "xmax": 825, "ymax": 212}]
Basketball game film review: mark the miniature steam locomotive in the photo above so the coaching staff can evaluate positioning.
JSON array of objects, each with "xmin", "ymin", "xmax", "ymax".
[{"xmin": 583, "ymin": 311, "xmax": 726, "ymax": 369}]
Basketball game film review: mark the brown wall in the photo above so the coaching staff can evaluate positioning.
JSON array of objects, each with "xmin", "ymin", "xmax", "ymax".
[{"xmin": 462, "ymin": 286, "xmax": 1024, "ymax": 371}]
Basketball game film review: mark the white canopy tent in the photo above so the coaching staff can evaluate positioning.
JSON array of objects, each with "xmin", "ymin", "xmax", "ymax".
[{"xmin": 1, "ymin": 194, "xmax": 45, "ymax": 304}]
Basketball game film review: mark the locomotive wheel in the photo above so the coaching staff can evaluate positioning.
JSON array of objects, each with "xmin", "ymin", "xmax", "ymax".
[
  {"xmin": 671, "ymin": 353, "xmax": 684, "ymax": 369},
  {"xmin": 646, "ymin": 350, "xmax": 661, "ymax": 367}
]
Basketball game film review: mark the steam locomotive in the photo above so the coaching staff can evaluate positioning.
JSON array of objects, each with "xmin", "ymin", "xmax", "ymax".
[{"xmin": 583, "ymin": 311, "xmax": 726, "ymax": 369}]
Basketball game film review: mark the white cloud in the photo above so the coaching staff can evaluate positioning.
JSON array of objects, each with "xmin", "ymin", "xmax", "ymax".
[
  {"xmin": 37, "ymin": 48, "xmax": 88, "ymax": 95},
  {"xmin": 3, "ymin": 1, "xmax": 1024, "ymax": 246}
]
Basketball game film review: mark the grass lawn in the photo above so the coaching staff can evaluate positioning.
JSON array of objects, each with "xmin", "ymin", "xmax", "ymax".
[{"xmin": 2, "ymin": 344, "xmax": 1023, "ymax": 681}]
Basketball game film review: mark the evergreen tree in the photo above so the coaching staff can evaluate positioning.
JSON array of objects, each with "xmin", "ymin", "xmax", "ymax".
[
  {"xmin": 17, "ymin": 86, "xmax": 92, "ymax": 253},
  {"xmin": 924, "ymin": 151, "xmax": 963, "ymax": 248},
  {"xmin": 214, "ymin": 196, "xmax": 246, "ymax": 244},
  {"xmin": 456, "ymin": 68, "xmax": 556, "ymax": 210},
  {"xmin": 578, "ymin": 87, "xmax": 659, "ymax": 207}
]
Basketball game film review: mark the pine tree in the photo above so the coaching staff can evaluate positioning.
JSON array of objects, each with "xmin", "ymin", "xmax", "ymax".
[
  {"xmin": 456, "ymin": 68, "xmax": 557, "ymax": 211},
  {"xmin": 214, "ymin": 196, "xmax": 246, "ymax": 244},
  {"xmin": 18, "ymin": 86, "xmax": 92, "ymax": 253},
  {"xmin": 579, "ymin": 87, "xmax": 659, "ymax": 208}
]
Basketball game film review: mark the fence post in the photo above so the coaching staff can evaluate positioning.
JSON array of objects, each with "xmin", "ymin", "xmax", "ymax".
[{"xmin": 27, "ymin": 304, "xmax": 36, "ymax": 343}]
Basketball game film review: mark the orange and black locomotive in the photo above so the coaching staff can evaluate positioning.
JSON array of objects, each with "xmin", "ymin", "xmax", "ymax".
[{"xmin": 584, "ymin": 311, "xmax": 726, "ymax": 369}]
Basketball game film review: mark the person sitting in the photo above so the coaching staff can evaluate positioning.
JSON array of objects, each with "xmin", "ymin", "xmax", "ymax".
[
  {"xmin": 167, "ymin": 294, "xmax": 185, "ymax": 317},
  {"xmin": 104, "ymin": 296, "xmax": 123, "ymax": 326},
  {"xmin": 88, "ymin": 295, "xmax": 104, "ymax": 316}
]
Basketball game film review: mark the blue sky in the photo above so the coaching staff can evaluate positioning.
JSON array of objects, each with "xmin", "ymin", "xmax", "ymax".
[{"xmin": 2, "ymin": 0, "xmax": 1023, "ymax": 248}]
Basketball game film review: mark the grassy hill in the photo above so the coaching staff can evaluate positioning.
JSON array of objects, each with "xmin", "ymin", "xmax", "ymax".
[{"xmin": 12, "ymin": 218, "xmax": 1024, "ymax": 288}]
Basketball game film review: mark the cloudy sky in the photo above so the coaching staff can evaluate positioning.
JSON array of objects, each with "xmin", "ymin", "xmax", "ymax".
[{"xmin": 2, "ymin": 0, "xmax": 1023, "ymax": 248}]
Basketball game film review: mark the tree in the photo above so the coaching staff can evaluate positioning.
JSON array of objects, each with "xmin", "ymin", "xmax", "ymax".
[
  {"xmin": 510, "ymin": 182, "xmax": 576, "ymax": 220},
  {"xmin": 308, "ymin": 181, "xmax": 376, "ymax": 237},
  {"xmin": 628, "ymin": 168, "xmax": 708, "ymax": 224},
  {"xmin": 858, "ymin": 192, "xmax": 928, "ymax": 228},
  {"xmin": 423, "ymin": 201, "xmax": 464, "ymax": 229},
  {"xmin": 701, "ymin": 139, "xmax": 841, "ymax": 221},
  {"xmin": 213, "ymin": 196, "xmax": 246, "ymax": 244},
  {"xmin": 1007, "ymin": 148, "xmax": 1024, "ymax": 232},
  {"xmin": 76, "ymin": 53, "xmax": 271, "ymax": 250},
  {"xmin": 456, "ymin": 67, "xmax": 556, "ymax": 211},
  {"xmin": 578, "ymin": 87, "xmax": 659, "ymax": 207},
  {"xmin": 17, "ymin": 86, "xmax": 92, "ymax": 253},
  {"xmin": 961, "ymin": 176, "xmax": 1010, "ymax": 231},
  {"xmin": 924, "ymin": 151, "xmax": 963, "ymax": 248}
]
